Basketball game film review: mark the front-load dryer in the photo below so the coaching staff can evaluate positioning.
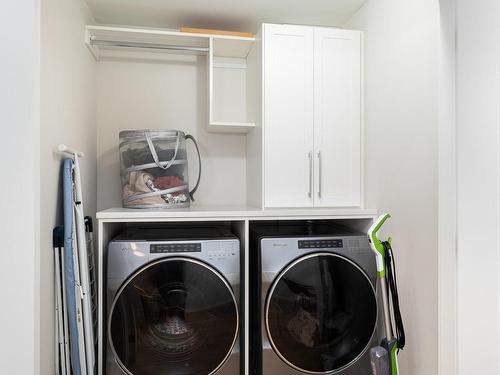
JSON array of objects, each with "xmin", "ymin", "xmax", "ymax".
[
  {"xmin": 106, "ymin": 226, "xmax": 241, "ymax": 375},
  {"xmin": 250, "ymin": 222, "xmax": 379, "ymax": 375}
]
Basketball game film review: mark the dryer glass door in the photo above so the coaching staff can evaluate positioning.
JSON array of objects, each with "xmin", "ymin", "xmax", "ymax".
[
  {"xmin": 265, "ymin": 253, "xmax": 377, "ymax": 374},
  {"xmin": 109, "ymin": 258, "xmax": 239, "ymax": 375}
]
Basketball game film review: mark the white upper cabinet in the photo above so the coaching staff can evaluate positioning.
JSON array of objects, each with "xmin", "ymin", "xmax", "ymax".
[
  {"xmin": 261, "ymin": 24, "xmax": 363, "ymax": 208},
  {"xmin": 313, "ymin": 27, "xmax": 362, "ymax": 207},
  {"xmin": 263, "ymin": 24, "xmax": 314, "ymax": 208}
]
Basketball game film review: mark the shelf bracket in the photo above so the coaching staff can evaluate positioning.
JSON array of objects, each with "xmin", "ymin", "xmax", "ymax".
[{"xmin": 85, "ymin": 29, "xmax": 100, "ymax": 61}]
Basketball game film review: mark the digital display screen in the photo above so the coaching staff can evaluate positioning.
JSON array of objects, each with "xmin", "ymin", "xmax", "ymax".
[
  {"xmin": 298, "ymin": 239, "xmax": 344, "ymax": 249},
  {"xmin": 150, "ymin": 243, "xmax": 202, "ymax": 253}
]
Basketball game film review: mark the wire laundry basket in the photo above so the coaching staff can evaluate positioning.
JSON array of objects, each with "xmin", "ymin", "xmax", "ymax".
[{"xmin": 119, "ymin": 130, "xmax": 201, "ymax": 209}]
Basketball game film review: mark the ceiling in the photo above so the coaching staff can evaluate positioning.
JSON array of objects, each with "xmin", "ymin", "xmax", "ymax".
[{"xmin": 84, "ymin": 0, "xmax": 368, "ymax": 32}]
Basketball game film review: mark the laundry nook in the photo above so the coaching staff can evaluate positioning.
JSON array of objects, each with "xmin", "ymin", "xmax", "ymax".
[{"xmin": 3, "ymin": 0, "xmax": 499, "ymax": 375}]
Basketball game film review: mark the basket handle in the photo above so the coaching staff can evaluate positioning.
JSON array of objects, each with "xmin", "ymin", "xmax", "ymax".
[
  {"xmin": 144, "ymin": 130, "xmax": 180, "ymax": 170},
  {"xmin": 186, "ymin": 134, "xmax": 201, "ymax": 201}
]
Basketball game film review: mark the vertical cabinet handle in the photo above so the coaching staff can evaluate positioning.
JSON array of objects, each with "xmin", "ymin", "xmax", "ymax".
[
  {"xmin": 317, "ymin": 151, "xmax": 322, "ymax": 199},
  {"xmin": 308, "ymin": 151, "xmax": 313, "ymax": 198}
]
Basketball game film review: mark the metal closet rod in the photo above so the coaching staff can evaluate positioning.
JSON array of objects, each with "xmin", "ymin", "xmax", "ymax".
[{"xmin": 90, "ymin": 39, "xmax": 209, "ymax": 53}]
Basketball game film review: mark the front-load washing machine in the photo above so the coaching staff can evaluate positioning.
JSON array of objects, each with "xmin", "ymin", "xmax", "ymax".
[
  {"xmin": 250, "ymin": 222, "xmax": 379, "ymax": 375},
  {"xmin": 106, "ymin": 226, "xmax": 241, "ymax": 375}
]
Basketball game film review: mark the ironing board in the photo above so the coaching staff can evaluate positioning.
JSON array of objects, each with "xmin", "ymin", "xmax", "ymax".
[{"xmin": 63, "ymin": 158, "xmax": 86, "ymax": 375}]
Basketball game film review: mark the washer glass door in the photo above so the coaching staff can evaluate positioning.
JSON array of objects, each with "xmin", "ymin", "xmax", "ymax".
[
  {"xmin": 109, "ymin": 258, "xmax": 239, "ymax": 375},
  {"xmin": 266, "ymin": 253, "xmax": 377, "ymax": 374}
]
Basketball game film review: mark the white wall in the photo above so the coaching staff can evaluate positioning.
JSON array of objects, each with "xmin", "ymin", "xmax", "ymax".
[
  {"xmin": 0, "ymin": 1, "xmax": 39, "ymax": 374},
  {"xmin": 455, "ymin": 0, "xmax": 500, "ymax": 373},
  {"xmin": 438, "ymin": 0, "xmax": 458, "ymax": 374},
  {"xmin": 40, "ymin": 0, "xmax": 97, "ymax": 374},
  {"xmin": 345, "ymin": 1, "xmax": 440, "ymax": 374},
  {"xmin": 96, "ymin": 52, "xmax": 247, "ymax": 210}
]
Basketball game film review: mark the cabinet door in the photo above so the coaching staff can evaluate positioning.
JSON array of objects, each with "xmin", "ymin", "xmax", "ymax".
[
  {"xmin": 313, "ymin": 28, "xmax": 362, "ymax": 207},
  {"xmin": 263, "ymin": 24, "xmax": 314, "ymax": 208}
]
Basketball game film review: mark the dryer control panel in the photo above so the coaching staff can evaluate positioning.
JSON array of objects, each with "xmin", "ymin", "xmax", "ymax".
[{"xmin": 260, "ymin": 236, "xmax": 372, "ymax": 274}]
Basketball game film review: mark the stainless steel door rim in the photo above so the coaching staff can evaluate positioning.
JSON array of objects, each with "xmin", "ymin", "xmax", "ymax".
[
  {"xmin": 108, "ymin": 257, "xmax": 239, "ymax": 375},
  {"xmin": 265, "ymin": 252, "xmax": 378, "ymax": 374}
]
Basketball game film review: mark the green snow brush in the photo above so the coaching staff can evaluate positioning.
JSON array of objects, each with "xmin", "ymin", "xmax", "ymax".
[{"xmin": 368, "ymin": 213, "xmax": 405, "ymax": 375}]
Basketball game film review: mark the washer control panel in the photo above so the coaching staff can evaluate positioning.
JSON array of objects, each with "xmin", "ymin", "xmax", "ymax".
[
  {"xmin": 206, "ymin": 241, "xmax": 238, "ymax": 260},
  {"xmin": 150, "ymin": 243, "xmax": 201, "ymax": 253},
  {"xmin": 298, "ymin": 239, "xmax": 344, "ymax": 249},
  {"xmin": 147, "ymin": 240, "xmax": 239, "ymax": 261},
  {"xmin": 109, "ymin": 237, "xmax": 240, "ymax": 278}
]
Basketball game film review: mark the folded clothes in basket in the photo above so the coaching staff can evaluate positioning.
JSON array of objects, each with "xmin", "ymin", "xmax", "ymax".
[
  {"xmin": 154, "ymin": 175, "xmax": 185, "ymax": 190},
  {"xmin": 123, "ymin": 171, "xmax": 164, "ymax": 206},
  {"xmin": 123, "ymin": 171, "xmax": 188, "ymax": 207}
]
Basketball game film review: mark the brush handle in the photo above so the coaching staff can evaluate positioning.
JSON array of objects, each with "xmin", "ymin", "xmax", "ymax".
[
  {"xmin": 382, "ymin": 338, "xmax": 399, "ymax": 375},
  {"xmin": 368, "ymin": 213, "xmax": 391, "ymax": 277}
]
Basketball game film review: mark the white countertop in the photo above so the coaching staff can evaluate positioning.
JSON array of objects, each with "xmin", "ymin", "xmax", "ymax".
[{"xmin": 96, "ymin": 205, "xmax": 378, "ymax": 221}]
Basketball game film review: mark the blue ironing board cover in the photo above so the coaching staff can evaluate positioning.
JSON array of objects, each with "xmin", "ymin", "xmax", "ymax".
[{"xmin": 63, "ymin": 158, "xmax": 82, "ymax": 375}]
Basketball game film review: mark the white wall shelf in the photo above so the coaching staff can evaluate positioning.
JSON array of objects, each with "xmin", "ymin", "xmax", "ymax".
[
  {"xmin": 208, "ymin": 38, "xmax": 256, "ymax": 134},
  {"xmin": 85, "ymin": 25, "xmax": 255, "ymax": 60},
  {"xmin": 96, "ymin": 206, "xmax": 377, "ymax": 221},
  {"xmin": 86, "ymin": 25, "xmax": 256, "ymax": 134},
  {"xmin": 208, "ymin": 121, "xmax": 255, "ymax": 134}
]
